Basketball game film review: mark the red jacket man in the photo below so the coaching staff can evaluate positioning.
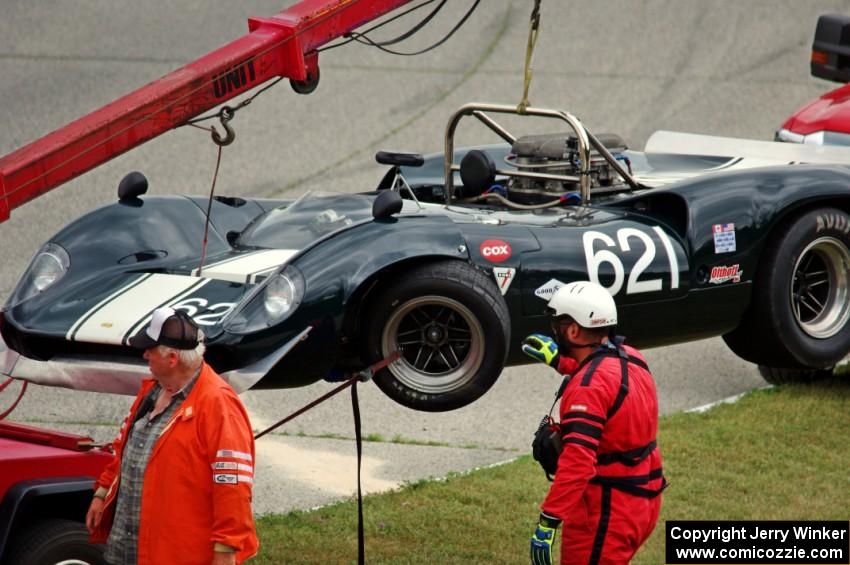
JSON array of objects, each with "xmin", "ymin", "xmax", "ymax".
[
  {"xmin": 86, "ymin": 308, "xmax": 258, "ymax": 565},
  {"xmin": 523, "ymin": 282, "xmax": 665, "ymax": 565}
]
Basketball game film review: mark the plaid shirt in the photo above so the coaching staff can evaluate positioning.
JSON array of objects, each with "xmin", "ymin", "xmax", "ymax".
[{"xmin": 105, "ymin": 372, "xmax": 199, "ymax": 565}]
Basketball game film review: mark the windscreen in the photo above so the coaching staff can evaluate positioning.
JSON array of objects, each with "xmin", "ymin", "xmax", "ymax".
[{"xmin": 236, "ymin": 191, "xmax": 375, "ymax": 249}]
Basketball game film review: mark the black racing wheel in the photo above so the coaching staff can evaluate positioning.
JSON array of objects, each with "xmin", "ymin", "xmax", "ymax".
[
  {"xmin": 725, "ymin": 207, "xmax": 850, "ymax": 379},
  {"xmin": 365, "ymin": 260, "xmax": 510, "ymax": 411}
]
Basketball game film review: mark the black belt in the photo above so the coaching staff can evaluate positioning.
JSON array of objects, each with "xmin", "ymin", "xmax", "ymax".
[
  {"xmin": 589, "ymin": 467, "xmax": 667, "ymax": 499},
  {"xmin": 595, "ymin": 440, "xmax": 656, "ymax": 466}
]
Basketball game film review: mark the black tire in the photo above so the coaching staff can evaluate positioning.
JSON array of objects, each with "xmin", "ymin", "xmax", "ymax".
[
  {"xmin": 365, "ymin": 260, "xmax": 510, "ymax": 412},
  {"xmin": 724, "ymin": 207, "xmax": 850, "ymax": 368},
  {"xmin": 7, "ymin": 519, "xmax": 106, "ymax": 565},
  {"xmin": 758, "ymin": 365, "xmax": 834, "ymax": 385}
]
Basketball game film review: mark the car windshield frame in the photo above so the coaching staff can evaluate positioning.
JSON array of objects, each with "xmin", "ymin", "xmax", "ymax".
[{"xmin": 236, "ymin": 191, "xmax": 376, "ymax": 249}]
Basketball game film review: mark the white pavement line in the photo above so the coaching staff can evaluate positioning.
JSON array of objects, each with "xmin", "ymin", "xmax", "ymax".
[
  {"xmin": 427, "ymin": 455, "xmax": 520, "ymax": 483},
  {"xmin": 305, "ymin": 454, "xmax": 521, "ymax": 513},
  {"xmin": 685, "ymin": 386, "xmax": 773, "ymax": 414}
]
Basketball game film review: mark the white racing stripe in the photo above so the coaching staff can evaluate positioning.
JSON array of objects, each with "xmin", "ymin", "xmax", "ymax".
[
  {"xmin": 69, "ymin": 274, "xmax": 210, "ymax": 345},
  {"xmin": 121, "ymin": 277, "xmax": 213, "ymax": 344},
  {"xmin": 193, "ymin": 249, "xmax": 299, "ymax": 283},
  {"xmin": 66, "ymin": 273, "xmax": 153, "ymax": 340}
]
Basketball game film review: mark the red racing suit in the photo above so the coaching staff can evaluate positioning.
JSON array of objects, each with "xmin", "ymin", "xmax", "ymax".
[
  {"xmin": 544, "ymin": 341, "xmax": 665, "ymax": 565},
  {"xmin": 90, "ymin": 362, "xmax": 259, "ymax": 564}
]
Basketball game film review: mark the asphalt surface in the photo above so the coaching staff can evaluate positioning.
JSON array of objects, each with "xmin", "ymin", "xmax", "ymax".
[{"xmin": 2, "ymin": 0, "xmax": 849, "ymax": 515}]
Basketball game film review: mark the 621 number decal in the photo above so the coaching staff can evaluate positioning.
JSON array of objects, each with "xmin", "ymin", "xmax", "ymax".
[{"xmin": 583, "ymin": 226, "xmax": 679, "ymax": 295}]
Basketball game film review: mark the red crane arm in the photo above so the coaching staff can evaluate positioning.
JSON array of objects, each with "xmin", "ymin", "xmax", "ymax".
[{"xmin": 0, "ymin": 0, "xmax": 413, "ymax": 223}]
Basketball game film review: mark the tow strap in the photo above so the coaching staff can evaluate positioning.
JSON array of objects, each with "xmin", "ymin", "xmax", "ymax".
[{"xmin": 252, "ymin": 351, "xmax": 400, "ymax": 565}]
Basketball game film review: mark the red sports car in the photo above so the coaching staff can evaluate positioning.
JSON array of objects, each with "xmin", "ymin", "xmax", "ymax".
[{"xmin": 778, "ymin": 14, "xmax": 850, "ymax": 146}]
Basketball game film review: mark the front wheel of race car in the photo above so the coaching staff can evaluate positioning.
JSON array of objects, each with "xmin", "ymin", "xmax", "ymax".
[
  {"xmin": 724, "ymin": 207, "xmax": 850, "ymax": 373},
  {"xmin": 365, "ymin": 260, "xmax": 510, "ymax": 412}
]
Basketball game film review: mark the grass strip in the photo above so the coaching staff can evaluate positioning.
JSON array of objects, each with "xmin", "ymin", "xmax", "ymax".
[{"xmin": 254, "ymin": 380, "xmax": 850, "ymax": 564}]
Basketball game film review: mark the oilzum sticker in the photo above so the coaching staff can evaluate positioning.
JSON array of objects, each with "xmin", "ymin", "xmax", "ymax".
[
  {"xmin": 535, "ymin": 278, "xmax": 566, "ymax": 301},
  {"xmin": 709, "ymin": 264, "xmax": 743, "ymax": 284},
  {"xmin": 492, "ymin": 267, "xmax": 516, "ymax": 296},
  {"xmin": 712, "ymin": 223, "xmax": 736, "ymax": 253}
]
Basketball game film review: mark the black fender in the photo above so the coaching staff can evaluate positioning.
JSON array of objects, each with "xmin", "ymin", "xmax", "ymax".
[
  {"xmin": 609, "ymin": 164, "xmax": 850, "ymax": 338},
  {"xmin": 293, "ymin": 215, "xmax": 467, "ymax": 356},
  {"xmin": 243, "ymin": 214, "xmax": 469, "ymax": 380},
  {"xmin": 680, "ymin": 165, "xmax": 850, "ymax": 270}
]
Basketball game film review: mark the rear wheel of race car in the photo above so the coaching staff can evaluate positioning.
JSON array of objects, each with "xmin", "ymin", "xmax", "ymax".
[
  {"xmin": 365, "ymin": 260, "xmax": 510, "ymax": 412},
  {"xmin": 724, "ymin": 207, "xmax": 850, "ymax": 376}
]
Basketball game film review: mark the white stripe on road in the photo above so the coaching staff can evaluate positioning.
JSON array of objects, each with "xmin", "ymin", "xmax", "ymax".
[{"xmin": 685, "ymin": 386, "xmax": 773, "ymax": 414}]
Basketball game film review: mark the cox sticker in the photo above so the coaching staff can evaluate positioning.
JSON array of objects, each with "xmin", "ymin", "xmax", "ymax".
[{"xmin": 480, "ymin": 239, "xmax": 512, "ymax": 263}]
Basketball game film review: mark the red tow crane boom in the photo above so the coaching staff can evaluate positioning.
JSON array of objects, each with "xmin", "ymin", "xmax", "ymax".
[{"xmin": 0, "ymin": 0, "xmax": 413, "ymax": 224}]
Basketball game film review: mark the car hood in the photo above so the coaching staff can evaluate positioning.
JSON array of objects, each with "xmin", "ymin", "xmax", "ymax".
[
  {"xmin": 5, "ymin": 191, "xmax": 383, "ymax": 346},
  {"xmin": 10, "ymin": 271, "xmax": 252, "ymax": 346}
]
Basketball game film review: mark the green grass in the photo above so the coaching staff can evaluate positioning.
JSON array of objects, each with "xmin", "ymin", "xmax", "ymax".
[{"xmin": 254, "ymin": 380, "xmax": 850, "ymax": 564}]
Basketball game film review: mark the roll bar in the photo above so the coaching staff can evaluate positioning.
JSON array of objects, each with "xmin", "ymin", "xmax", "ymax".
[{"xmin": 442, "ymin": 103, "xmax": 639, "ymax": 204}]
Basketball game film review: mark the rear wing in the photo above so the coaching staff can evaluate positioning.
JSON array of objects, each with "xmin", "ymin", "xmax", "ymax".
[{"xmin": 645, "ymin": 130, "xmax": 850, "ymax": 165}]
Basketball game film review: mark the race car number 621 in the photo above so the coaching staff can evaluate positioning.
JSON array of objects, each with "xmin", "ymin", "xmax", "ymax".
[{"xmin": 582, "ymin": 226, "xmax": 679, "ymax": 295}]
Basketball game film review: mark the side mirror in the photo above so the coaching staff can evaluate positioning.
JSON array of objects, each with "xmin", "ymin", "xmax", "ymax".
[
  {"xmin": 118, "ymin": 171, "xmax": 148, "ymax": 201},
  {"xmin": 372, "ymin": 189, "xmax": 403, "ymax": 220}
]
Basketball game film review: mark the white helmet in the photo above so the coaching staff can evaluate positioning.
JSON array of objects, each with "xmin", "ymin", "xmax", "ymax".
[{"xmin": 547, "ymin": 281, "xmax": 617, "ymax": 329}]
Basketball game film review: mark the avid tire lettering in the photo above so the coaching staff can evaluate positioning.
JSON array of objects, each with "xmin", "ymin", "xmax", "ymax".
[{"xmin": 816, "ymin": 213, "xmax": 850, "ymax": 235}]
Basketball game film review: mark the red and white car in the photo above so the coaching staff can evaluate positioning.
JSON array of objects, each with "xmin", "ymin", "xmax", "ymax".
[{"xmin": 778, "ymin": 14, "xmax": 850, "ymax": 145}]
